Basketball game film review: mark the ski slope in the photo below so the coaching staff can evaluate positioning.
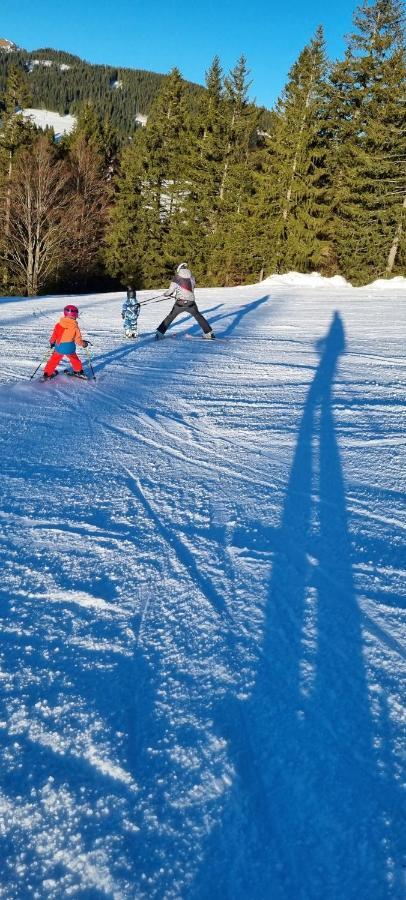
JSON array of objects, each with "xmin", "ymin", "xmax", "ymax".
[{"xmin": 0, "ymin": 276, "xmax": 405, "ymax": 898}]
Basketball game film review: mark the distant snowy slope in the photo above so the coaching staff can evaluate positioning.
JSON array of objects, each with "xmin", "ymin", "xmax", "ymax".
[
  {"xmin": 20, "ymin": 108, "xmax": 76, "ymax": 138},
  {"xmin": 0, "ymin": 275, "xmax": 405, "ymax": 899}
]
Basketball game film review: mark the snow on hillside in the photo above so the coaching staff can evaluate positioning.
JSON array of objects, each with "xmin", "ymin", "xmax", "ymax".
[
  {"xmin": 20, "ymin": 108, "xmax": 76, "ymax": 139},
  {"xmin": 0, "ymin": 275, "xmax": 405, "ymax": 898},
  {"xmin": 19, "ymin": 107, "xmax": 148, "ymax": 136}
]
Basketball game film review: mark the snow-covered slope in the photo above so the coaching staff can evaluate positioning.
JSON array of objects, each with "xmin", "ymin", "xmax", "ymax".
[
  {"xmin": 19, "ymin": 107, "xmax": 147, "ymax": 138},
  {"xmin": 0, "ymin": 276, "xmax": 405, "ymax": 898},
  {"xmin": 20, "ymin": 108, "xmax": 76, "ymax": 138}
]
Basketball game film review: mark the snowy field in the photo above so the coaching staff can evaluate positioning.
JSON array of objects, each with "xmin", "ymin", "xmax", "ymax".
[
  {"xmin": 19, "ymin": 109, "xmax": 76, "ymax": 140},
  {"xmin": 0, "ymin": 275, "xmax": 405, "ymax": 898}
]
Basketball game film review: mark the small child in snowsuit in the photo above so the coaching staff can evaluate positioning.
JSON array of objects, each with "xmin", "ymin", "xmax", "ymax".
[
  {"xmin": 156, "ymin": 263, "xmax": 214, "ymax": 339},
  {"xmin": 122, "ymin": 287, "xmax": 140, "ymax": 339},
  {"xmin": 43, "ymin": 304, "xmax": 88, "ymax": 379}
]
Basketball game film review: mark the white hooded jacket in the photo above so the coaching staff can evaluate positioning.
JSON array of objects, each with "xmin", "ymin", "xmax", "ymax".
[{"xmin": 165, "ymin": 266, "xmax": 196, "ymax": 306}]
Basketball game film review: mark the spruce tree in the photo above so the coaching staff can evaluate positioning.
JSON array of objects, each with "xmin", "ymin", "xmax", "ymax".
[
  {"xmin": 105, "ymin": 63, "xmax": 192, "ymax": 289},
  {"xmin": 208, "ymin": 56, "xmax": 260, "ymax": 284},
  {"xmin": 69, "ymin": 102, "xmax": 105, "ymax": 156},
  {"xmin": 104, "ymin": 133, "xmax": 144, "ymax": 286},
  {"xmin": 179, "ymin": 56, "xmax": 227, "ymax": 281},
  {"xmin": 259, "ymin": 28, "xmax": 332, "ymax": 276},
  {"xmin": 330, "ymin": 0, "xmax": 405, "ymax": 283}
]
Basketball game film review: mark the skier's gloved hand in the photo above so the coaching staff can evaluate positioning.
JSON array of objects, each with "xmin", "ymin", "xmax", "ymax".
[
  {"xmin": 82, "ymin": 340, "xmax": 89, "ymax": 348},
  {"xmin": 50, "ymin": 341, "xmax": 55, "ymax": 347}
]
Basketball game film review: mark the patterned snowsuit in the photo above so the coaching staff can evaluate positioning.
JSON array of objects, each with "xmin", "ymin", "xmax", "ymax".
[{"xmin": 122, "ymin": 292, "xmax": 140, "ymax": 338}]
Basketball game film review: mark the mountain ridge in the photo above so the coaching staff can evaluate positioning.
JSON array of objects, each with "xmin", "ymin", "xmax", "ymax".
[{"xmin": 0, "ymin": 39, "xmax": 273, "ymax": 139}]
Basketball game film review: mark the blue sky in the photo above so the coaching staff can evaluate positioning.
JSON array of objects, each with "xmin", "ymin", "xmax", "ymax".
[{"xmin": 2, "ymin": 0, "xmax": 358, "ymax": 108}]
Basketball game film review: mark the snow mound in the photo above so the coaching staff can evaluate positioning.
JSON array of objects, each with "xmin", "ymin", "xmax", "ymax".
[
  {"xmin": 365, "ymin": 276, "xmax": 406, "ymax": 291},
  {"xmin": 261, "ymin": 271, "xmax": 406, "ymax": 291},
  {"xmin": 261, "ymin": 271, "xmax": 351, "ymax": 289}
]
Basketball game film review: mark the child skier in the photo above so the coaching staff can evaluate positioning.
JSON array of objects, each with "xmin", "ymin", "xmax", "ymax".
[
  {"xmin": 122, "ymin": 287, "xmax": 140, "ymax": 339},
  {"xmin": 43, "ymin": 304, "xmax": 88, "ymax": 379},
  {"xmin": 155, "ymin": 263, "xmax": 215, "ymax": 339}
]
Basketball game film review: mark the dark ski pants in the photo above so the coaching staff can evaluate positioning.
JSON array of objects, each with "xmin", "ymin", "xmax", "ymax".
[{"xmin": 157, "ymin": 302, "xmax": 212, "ymax": 335}]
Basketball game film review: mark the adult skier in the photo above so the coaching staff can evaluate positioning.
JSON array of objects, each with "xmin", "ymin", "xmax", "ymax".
[
  {"xmin": 155, "ymin": 263, "xmax": 215, "ymax": 339},
  {"xmin": 43, "ymin": 304, "xmax": 88, "ymax": 379},
  {"xmin": 122, "ymin": 287, "xmax": 140, "ymax": 339}
]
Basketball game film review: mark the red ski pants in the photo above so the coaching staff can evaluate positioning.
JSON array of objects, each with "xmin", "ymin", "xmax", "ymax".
[{"xmin": 44, "ymin": 351, "xmax": 83, "ymax": 376}]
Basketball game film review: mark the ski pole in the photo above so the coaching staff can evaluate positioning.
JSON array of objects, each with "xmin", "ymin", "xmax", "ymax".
[
  {"xmin": 29, "ymin": 349, "xmax": 51, "ymax": 380},
  {"xmin": 138, "ymin": 293, "xmax": 168, "ymax": 307},
  {"xmin": 84, "ymin": 345, "xmax": 96, "ymax": 381}
]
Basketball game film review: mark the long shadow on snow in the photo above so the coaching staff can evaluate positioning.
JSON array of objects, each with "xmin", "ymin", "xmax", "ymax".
[
  {"xmin": 174, "ymin": 294, "xmax": 271, "ymax": 338},
  {"xmin": 191, "ymin": 312, "xmax": 403, "ymax": 899},
  {"xmin": 89, "ymin": 340, "xmax": 144, "ymax": 374}
]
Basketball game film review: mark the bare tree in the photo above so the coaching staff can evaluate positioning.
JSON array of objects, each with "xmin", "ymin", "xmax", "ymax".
[
  {"xmin": 386, "ymin": 193, "xmax": 406, "ymax": 275},
  {"xmin": 67, "ymin": 136, "xmax": 110, "ymax": 286},
  {"xmin": 3, "ymin": 137, "xmax": 72, "ymax": 295}
]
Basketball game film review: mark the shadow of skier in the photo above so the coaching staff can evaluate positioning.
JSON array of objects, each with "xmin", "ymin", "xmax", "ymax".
[
  {"xmin": 191, "ymin": 312, "xmax": 403, "ymax": 899},
  {"xmin": 182, "ymin": 294, "xmax": 271, "ymax": 337}
]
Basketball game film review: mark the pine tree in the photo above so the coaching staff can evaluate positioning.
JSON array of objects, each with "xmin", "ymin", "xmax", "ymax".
[
  {"xmin": 108, "ymin": 68, "xmax": 190, "ymax": 287},
  {"xmin": 104, "ymin": 134, "xmax": 144, "ymax": 286},
  {"xmin": 208, "ymin": 56, "xmax": 260, "ymax": 284},
  {"xmin": 330, "ymin": 0, "xmax": 405, "ymax": 283},
  {"xmin": 259, "ymin": 28, "xmax": 333, "ymax": 276},
  {"xmin": 145, "ymin": 67, "xmax": 190, "ymax": 281},
  {"xmin": 177, "ymin": 56, "xmax": 227, "ymax": 281},
  {"xmin": 69, "ymin": 101, "xmax": 105, "ymax": 156}
]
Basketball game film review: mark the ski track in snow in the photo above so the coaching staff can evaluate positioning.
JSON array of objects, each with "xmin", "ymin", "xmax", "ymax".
[{"xmin": 0, "ymin": 280, "xmax": 405, "ymax": 899}]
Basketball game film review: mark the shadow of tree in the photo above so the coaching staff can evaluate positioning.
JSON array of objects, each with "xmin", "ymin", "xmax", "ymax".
[{"xmin": 191, "ymin": 312, "xmax": 403, "ymax": 898}]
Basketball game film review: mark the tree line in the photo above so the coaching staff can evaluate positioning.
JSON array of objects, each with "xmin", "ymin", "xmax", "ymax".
[{"xmin": 0, "ymin": 0, "xmax": 404, "ymax": 296}]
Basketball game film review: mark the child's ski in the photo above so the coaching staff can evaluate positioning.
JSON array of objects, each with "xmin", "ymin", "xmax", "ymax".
[
  {"xmin": 63, "ymin": 370, "xmax": 89, "ymax": 380},
  {"xmin": 166, "ymin": 333, "xmax": 226, "ymax": 342},
  {"xmin": 39, "ymin": 371, "xmax": 58, "ymax": 382}
]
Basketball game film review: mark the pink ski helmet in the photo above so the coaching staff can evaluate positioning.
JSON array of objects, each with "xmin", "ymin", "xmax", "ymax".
[{"xmin": 64, "ymin": 304, "xmax": 79, "ymax": 319}]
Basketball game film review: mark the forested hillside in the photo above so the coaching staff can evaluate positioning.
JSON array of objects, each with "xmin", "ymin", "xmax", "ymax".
[
  {"xmin": 0, "ymin": 0, "xmax": 404, "ymax": 295},
  {"xmin": 0, "ymin": 45, "xmax": 209, "ymax": 138}
]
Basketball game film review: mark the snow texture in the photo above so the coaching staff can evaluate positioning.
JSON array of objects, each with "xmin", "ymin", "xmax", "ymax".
[{"xmin": 0, "ymin": 274, "xmax": 405, "ymax": 898}]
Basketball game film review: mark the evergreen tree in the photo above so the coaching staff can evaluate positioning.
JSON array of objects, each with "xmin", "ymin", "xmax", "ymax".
[
  {"xmin": 259, "ymin": 28, "xmax": 333, "ymax": 276},
  {"xmin": 108, "ymin": 68, "xmax": 190, "ymax": 286},
  {"xmin": 69, "ymin": 101, "xmax": 105, "ymax": 156},
  {"xmin": 177, "ymin": 56, "xmax": 227, "ymax": 281},
  {"xmin": 330, "ymin": 0, "xmax": 405, "ymax": 283},
  {"xmin": 104, "ymin": 134, "xmax": 144, "ymax": 286},
  {"xmin": 208, "ymin": 56, "xmax": 260, "ymax": 284},
  {"xmin": 147, "ymin": 68, "xmax": 190, "ymax": 280}
]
